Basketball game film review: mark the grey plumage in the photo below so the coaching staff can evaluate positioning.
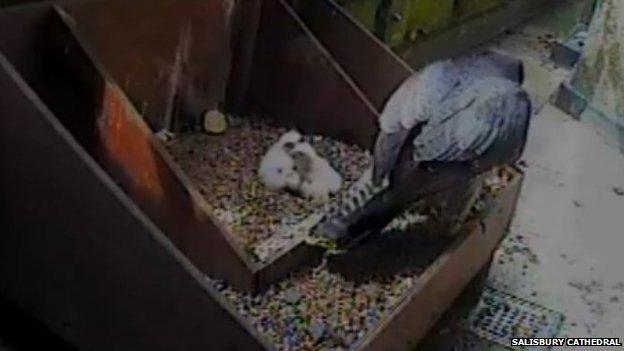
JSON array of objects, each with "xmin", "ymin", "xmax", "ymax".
[
  {"xmin": 317, "ymin": 51, "xmax": 531, "ymax": 241},
  {"xmin": 411, "ymin": 78, "xmax": 529, "ymax": 161},
  {"xmin": 373, "ymin": 51, "xmax": 530, "ymax": 185}
]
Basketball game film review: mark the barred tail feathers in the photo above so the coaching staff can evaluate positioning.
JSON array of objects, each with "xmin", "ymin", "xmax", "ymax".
[{"xmin": 324, "ymin": 167, "xmax": 389, "ymax": 219}]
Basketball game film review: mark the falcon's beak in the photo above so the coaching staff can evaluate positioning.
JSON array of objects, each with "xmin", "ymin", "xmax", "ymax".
[{"xmin": 371, "ymin": 165, "xmax": 385, "ymax": 186}]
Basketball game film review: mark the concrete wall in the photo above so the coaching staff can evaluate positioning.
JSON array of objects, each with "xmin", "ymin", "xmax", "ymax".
[
  {"xmin": 572, "ymin": 0, "xmax": 624, "ymax": 152},
  {"xmin": 338, "ymin": 0, "xmax": 505, "ymax": 49}
]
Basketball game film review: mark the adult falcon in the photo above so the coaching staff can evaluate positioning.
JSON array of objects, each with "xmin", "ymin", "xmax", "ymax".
[{"xmin": 318, "ymin": 51, "xmax": 532, "ymax": 241}]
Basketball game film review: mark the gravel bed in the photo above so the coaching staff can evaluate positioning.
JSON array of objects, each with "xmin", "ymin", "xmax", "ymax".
[{"xmin": 165, "ymin": 116, "xmax": 371, "ymax": 260}]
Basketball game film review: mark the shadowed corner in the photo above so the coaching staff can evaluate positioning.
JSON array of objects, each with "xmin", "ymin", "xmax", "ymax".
[{"xmin": 326, "ymin": 224, "xmax": 457, "ymax": 283}]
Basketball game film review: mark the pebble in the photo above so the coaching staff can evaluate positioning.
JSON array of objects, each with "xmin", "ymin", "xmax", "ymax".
[
  {"xmin": 283, "ymin": 288, "xmax": 302, "ymax": 304},
  {"xmin": 203, "ymin": 110, "xmax": 228, "ymax": 134},
  {"xmin": 309, "ymin": 321, "xmax": 326, "ymax": 341}
]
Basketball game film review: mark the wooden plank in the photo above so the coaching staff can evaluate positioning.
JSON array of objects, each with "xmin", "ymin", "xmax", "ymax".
[
  {"xmin": 292, "ymin": 0, "xmax": 413, "ymax": 110},
  {"xmin": 0, "ymin": 52, "xmax": 270, "ymax": 351},
  {"xmin": 60, "ymin": 0, "xmax": 232, "ymax": 131},
  {"xmin": 49, "ymin": 6, "xmax": 259, "ymax": 290},
  {"xmin": 249, "ymin": 0, "xmax": 380, "ymax": 150},
  {"xmin": 226, "ymin": 0, "xmax": 264, "ymax": 113}
]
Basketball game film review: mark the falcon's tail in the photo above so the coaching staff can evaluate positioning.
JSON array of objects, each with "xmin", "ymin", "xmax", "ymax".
[{"xmin": 324, "ymin": 168, "xmax": 389, "ymax": 219}]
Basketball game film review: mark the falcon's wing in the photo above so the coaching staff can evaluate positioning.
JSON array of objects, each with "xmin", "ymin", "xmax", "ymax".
[
  {"xmin": 412, "ymin": 77, "xmax": 531, "ymax": 164},
  {"xmin": 373, "ymin": 61, "xmax": 458, "ymax": 184},
  {"xmin": 372, "ymin": 128, "xmax": 411, "ymax": 185}
]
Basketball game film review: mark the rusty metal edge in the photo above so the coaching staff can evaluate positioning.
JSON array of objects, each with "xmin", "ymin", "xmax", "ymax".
[
  {"xmin": 401, "ymin": 0, "xmax": 565, "ymax": 69},
  {"xmin": 52, "ymin": 5, "xmax": 263, "ymax": 272},
  {"xmin": 355, "ymin": 168, "xmax": 524, "ymax": 351},
  {"xmin": 0, "ymin": 50, "xmax": 274, "ymax": 351}
]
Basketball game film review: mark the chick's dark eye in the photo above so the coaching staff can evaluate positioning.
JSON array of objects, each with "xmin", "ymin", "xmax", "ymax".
[{"xmin": 277, "ymin": 168, "xmax": 283, "ymax": 174}]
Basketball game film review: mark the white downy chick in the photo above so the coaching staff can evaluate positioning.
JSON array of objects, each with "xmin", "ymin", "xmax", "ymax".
[
  {"xmin": 259, "ymin": 130, "xmax": 302, "ymax": 191},
  {"xmin": 290, "ymin": 142, "xmax": 342, "ymax": 201}
]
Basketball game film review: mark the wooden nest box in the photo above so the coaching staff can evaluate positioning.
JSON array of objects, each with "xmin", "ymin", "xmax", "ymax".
[{"xmin": 0, "ymin": 0, "xmax": 524, "ymax": 350}]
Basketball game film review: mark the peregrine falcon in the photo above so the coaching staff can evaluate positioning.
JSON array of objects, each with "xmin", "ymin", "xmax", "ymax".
[{"xmin": 317, "ymin": 51, "xmax": 531, "ymax": 242}]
